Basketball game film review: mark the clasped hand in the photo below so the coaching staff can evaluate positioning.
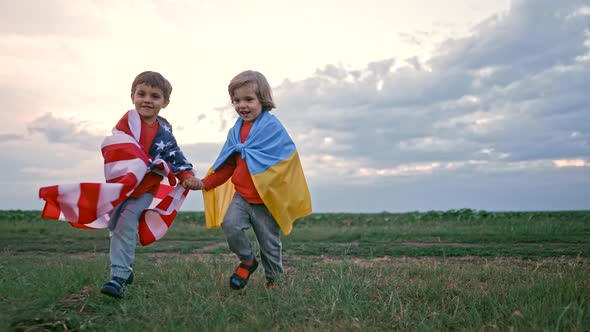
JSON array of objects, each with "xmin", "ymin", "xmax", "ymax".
[{"xmin": 182, "ymin": 177, "xmax": 204, "ymax": 190}]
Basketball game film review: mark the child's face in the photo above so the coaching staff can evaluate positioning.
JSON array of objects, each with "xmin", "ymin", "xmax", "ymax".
[
  {"xmin": 131, "ymin": 83, "xmax": 168, "ymax": 124},
  {"xmin": 231, "ymin": 84, "xmax": 262, "ymax": 123}
]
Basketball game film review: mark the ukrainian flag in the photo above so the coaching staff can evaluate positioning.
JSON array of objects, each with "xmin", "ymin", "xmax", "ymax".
[{"xmin": 203, "ymin": 111, "xmax": 312, "ymax": 235}]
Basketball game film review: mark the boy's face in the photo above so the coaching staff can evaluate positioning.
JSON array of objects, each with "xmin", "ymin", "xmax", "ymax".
[
  {"xmin": 231, "ymin": 84, "xmax": 262, "ymax": 123},
  {"xmin": 131, "ymin": 83, "xmax": 168, "ymax": 124}
]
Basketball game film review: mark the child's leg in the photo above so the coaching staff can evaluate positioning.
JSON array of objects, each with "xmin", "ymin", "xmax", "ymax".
[
  {"xmin": 108, "ymin": 193, "xmax": 153, "ymax": 280},
  {"xmin": 221, "ymin": 194, "xmax": 255, "ymax": 262},
  {"xmin": 250, "ymin": 204, "xmax": 283, "ymax": 280}
]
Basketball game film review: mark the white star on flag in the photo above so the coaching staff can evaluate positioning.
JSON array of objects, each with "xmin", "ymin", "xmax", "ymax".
[{"xmin": 155, "ymin": 140, "xmax": 166, "ymax": 150}]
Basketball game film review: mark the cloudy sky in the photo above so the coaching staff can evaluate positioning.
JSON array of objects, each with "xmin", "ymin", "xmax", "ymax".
[{"xmin": 1, "ymin": 0, "xmax": 589, "ymax": 213}]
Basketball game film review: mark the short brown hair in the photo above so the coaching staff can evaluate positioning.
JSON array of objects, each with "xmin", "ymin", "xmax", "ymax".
[
  {"xmin": 228, "ymin": 70, "xmax": 275, "ymax": 110},
  {"xmin": 131, "ymin": 71, "xmax": 173, "ymax": 104}
]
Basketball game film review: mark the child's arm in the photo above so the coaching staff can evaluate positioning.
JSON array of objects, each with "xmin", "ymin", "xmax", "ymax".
[{"xmin": 201, "ymin": 157, "xmax": 236, "ymax": 190}]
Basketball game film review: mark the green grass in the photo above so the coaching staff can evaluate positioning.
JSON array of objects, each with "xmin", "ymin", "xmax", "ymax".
[{"xmin": 1, "ymin": 210, "xmax": 589, "ymax": 330}]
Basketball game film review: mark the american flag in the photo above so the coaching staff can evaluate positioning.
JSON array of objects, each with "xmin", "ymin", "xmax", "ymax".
[{"xmin": 38, "ymin": 110, "xmax": 193, "ymax": 246}]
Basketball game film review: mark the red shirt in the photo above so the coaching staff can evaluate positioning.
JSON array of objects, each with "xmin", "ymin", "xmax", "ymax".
[{"xmin": 202, "ymin": 121, "xmax": 263, "ymax": 204}]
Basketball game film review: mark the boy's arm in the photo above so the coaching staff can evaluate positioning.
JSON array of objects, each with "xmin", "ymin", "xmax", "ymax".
[{"xmin": 177, "ymin": 171, "xmax": 195, "ymax": 182}]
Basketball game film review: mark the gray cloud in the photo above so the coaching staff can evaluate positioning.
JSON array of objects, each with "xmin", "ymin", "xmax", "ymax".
[
  {"xmin": 432, "ymin": 0, "xmax": 589, "ymax": 72},
  {"xmin": 27, "ymin": 113, "xmax": 104, "ymax": 151},
  {"xmin": 310, "ymin": 167, "xmax": 590, "ymax": 213},
  {"xmin": 0, "ymin": 133, "xmax": 24, "ymax": 142},
  {"xmin": 273, "ymin": 0, "xmax": 590, "ymax": 172}
]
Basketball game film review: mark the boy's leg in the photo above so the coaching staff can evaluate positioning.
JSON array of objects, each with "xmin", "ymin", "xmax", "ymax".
[
  {"xmin": 108, "ymin": 193, "xmax": 153, "ymax": 280},
  {"xmin": 222, "ymin": 194, "xmax": 255, "ymax": 262},
  {"xmin": 250, "ymin": 204, "xmax": 283, "ymax": 282}
]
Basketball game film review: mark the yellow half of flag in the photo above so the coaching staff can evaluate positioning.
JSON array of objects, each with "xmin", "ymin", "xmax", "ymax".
[{"xmin": 203, "ymin": 150, "xmax": 311, "ymax": 235}]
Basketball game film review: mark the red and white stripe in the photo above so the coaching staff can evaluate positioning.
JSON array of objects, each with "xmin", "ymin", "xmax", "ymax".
[{"xmin": 39, "ymin": 110, "xmax": 189, "ymax": 246}]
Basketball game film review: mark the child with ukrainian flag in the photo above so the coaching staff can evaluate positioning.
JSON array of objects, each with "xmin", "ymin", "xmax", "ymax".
[{"xmin": 189, "ymin": 70, "xmax": 312, "ymax": 290}]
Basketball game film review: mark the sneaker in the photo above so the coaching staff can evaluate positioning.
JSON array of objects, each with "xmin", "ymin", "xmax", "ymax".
[
  {"xmin": 229, "ymin": 259, "xmax": 259, "ymax": 290},
  {"xmin": 100, "ymin": 274, "xmax": 132, "ymax": 298}
]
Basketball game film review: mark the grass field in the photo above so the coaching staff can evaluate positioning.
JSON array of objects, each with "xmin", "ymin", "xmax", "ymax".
[{"xmin": 1, "ymin": 209, "xmax": 589, "ymax": 331}]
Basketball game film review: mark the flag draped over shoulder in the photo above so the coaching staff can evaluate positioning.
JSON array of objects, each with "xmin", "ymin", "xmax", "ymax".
[
  {"xmin": 38, "ymin": 110, "xmax": 192, "ymax": 246},
  {"xmin": 203, "ymin": 111, "xmax": 312, "ymax": 235}
]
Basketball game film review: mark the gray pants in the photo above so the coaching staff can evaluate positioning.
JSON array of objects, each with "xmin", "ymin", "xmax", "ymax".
[
  {"xmin": 108, "ymin": 193, "xmax": 153, "ymax": 280},
  {"xmin": 223, "ymin": 193, "xmax": 283, "ymax": 279}
]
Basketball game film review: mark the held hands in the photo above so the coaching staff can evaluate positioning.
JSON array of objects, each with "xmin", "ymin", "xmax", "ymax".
[{"xmin": 182, "ymin": 177, "xmax": 205, "ymax": 190}]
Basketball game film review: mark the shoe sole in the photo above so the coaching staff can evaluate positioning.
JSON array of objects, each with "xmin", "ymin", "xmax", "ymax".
[
  {"xmin": 101, "ymin": 283, "xmax": 125, "ymax": 298},
  {"xmin": 100, "ymin": 288, "xmax": 124, "ymax": 298}
]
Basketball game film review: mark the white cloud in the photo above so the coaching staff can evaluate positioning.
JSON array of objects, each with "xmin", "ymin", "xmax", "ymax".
[{"xmin": 553, "ymin": 159, "xmax": 589, "ymax": 167}]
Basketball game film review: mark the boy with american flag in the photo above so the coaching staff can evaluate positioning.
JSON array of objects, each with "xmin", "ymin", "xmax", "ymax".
[{"xmin": 39, "ymin": 71, "xmax": 201, "ymax": 298}]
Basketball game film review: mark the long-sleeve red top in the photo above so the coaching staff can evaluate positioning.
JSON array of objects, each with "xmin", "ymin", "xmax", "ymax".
[{"xmin": 201, "ymin": 121, "xmax": 263, "ymax": 204}]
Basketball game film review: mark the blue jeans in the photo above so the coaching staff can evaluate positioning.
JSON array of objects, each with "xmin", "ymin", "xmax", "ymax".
[
  {"xmin": 222, "ymin": 193, "xmax": 283, "ymax": 279},
  {"xmin": 108, "ymin": 193, "xmax": 153, "ymax": 280}
]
